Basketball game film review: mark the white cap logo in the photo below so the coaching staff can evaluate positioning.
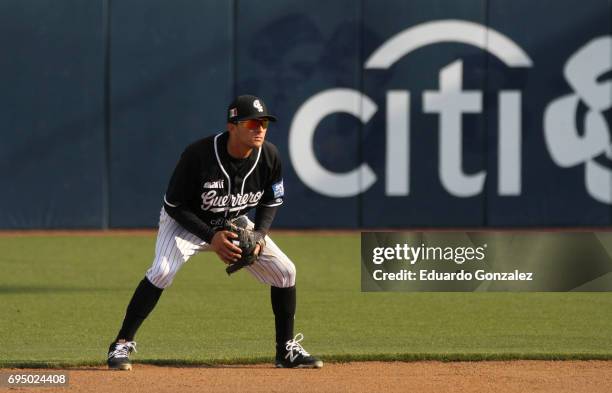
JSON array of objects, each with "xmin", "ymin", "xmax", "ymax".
[{"xmin": 253, "ymin": 99, "xmax": 264, "ymax": 112}]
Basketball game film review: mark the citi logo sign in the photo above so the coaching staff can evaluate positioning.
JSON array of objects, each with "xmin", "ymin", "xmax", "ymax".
[{"xmin": 289, "ymin": 20, "xmax": 612, "ymax": 203}]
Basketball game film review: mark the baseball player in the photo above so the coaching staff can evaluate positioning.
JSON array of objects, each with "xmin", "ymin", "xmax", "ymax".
[{"xmin": 107, "ymin": 95, "xmax": 322, "ymax": 370}]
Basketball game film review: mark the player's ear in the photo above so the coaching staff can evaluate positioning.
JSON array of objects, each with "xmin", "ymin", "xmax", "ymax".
[{"xmin": 227, "ymin": 122, "xmax": 236, "ymax": 132}]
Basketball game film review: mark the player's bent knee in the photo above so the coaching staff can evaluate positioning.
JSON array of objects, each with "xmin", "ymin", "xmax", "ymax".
[
  {"xmin": 277, "ymin": 260, "xmax": 296, "ymax": 288},
  {"xmin": 145, "ymin": 270, "xmax": 175, "ymax": 289}
]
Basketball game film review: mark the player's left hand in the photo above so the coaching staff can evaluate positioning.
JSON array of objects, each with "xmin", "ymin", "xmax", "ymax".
[
  {"xmin": 210, "ymin": 230, "xmax": 243, "ymax": 264},
  {"xmin": 224, "ymin": 228, "xmax": 266, "ymax": 275}
]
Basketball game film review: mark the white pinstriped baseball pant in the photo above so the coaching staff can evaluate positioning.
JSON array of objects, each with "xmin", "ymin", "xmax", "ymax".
[{"xmin": 145, "ymin": 208, "xmax": 296, "ymax": 289}]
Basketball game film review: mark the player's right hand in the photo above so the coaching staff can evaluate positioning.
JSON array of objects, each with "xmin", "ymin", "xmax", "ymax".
[{"xmin": 210, "ymin": 230, "xmax": 243, "ymax": 264}]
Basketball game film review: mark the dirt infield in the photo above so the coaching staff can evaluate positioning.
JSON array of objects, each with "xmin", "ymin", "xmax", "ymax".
[{"xmin": 3, "ymin": 361, "xmax": 612, "ymax": 393}]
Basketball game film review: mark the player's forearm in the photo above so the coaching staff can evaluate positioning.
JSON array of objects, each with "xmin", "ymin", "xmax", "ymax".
[
  {"xmin": 163, "ymin": 203, "xmax": 216, "ymax": 243},
  {"xmin": 254, "ymin": 205, "xmax": 278, "ymax": 236}
]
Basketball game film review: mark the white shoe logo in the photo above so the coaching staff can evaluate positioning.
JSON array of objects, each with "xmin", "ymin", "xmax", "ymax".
[
  {"xmin": 284, "ymin": 333, "xmax": 310, "ymax": 363},
  {"xmin": 544, "ymin": 37, "xmax": 612, "ymax": 203},
  {"xmin": 253, "ymin": 100, "xmax": 264, "ymax": 112}
]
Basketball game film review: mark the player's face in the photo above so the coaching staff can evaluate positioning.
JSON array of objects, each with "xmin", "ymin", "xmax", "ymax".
[{"xmin": 233, "ymin": 119, "xmax": 269, "ymax": 148}]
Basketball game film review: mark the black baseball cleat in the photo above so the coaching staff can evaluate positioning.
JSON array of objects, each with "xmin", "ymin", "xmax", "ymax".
[
  {"xmin": 107, "ymin": 341, "xmax": 137, "ymax": 371},
  {"xmin": 275, "ymin": 333, "xmax": 323, "ymax": 369}
]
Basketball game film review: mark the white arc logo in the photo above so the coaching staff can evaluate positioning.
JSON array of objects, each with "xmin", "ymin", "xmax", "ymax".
[{"xmin": 289, "ymin": 20, "xmax": 532, "ymax": 198}]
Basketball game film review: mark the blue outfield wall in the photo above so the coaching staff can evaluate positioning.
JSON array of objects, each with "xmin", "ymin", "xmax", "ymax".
[
  {"xmin": 1, "ymin": 0, "xmax": 611, "ymax": 229},
  {"xmin": 108, "ymin": 0, "xmax": 233, "ymax": 227},
  {"xmin": 0, "ymin": 0, "xmax": 106, "ymax": 228}
]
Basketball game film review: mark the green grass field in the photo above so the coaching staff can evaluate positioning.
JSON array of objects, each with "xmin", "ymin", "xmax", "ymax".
[{"xmin": 1, "ymin": 233, "xmax": 611, "ymax": 367}]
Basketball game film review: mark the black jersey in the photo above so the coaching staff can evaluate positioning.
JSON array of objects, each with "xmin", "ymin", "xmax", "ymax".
[{"xmin": 164, "ymin": 132, "xmax": 284, "ymax": 227}]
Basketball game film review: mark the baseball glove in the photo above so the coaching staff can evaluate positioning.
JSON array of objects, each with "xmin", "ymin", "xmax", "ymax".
[{"xmin": 224, "ymin": 220, "xmax": 266, "ymax": 275}]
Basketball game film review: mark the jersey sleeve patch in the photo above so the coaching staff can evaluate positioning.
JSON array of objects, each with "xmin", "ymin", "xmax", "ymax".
[{"xmin": 272, "ymin": 180, "xmax": 284, "ymax": 198}]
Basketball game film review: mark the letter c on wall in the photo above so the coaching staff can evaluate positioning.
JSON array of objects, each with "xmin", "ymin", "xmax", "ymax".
[{"xmin": 289, "ymin": 88, "xmax": 378, "ymax": 197}]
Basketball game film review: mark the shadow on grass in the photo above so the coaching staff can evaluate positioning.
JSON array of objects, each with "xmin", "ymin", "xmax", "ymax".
[
  {"xmin": 3, "ymin": 353, "xmax": 612, "ymax": 369},
  {"xmin": 0, "ymin": 285, "xmax": 128, "ymax": 294}
]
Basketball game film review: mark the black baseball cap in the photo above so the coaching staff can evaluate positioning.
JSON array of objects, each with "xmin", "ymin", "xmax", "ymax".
[{"xmin": 227, "ymin": 95, "xmax": 278, "ymax": 123}]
